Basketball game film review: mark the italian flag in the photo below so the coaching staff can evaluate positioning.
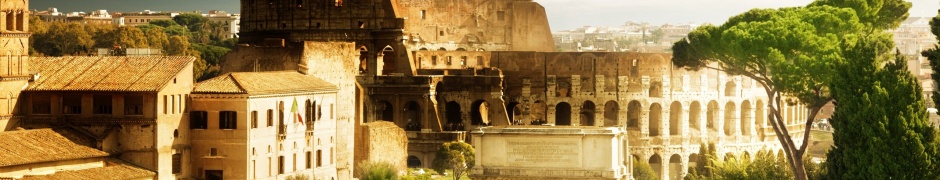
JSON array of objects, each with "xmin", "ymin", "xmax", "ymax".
[{"xmin": 292, "ymin": 98, "xmax": 303, "ymax": 124}]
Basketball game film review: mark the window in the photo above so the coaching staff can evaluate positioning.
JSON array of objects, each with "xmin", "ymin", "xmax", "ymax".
[
  {"xmin": 251, "ymin": 111, "xmax": 258, "ymax": 128},
  {"xmin": 460, "ymin": 56, "xmax": 467, "ymax": 66},
  {"xmin": 293, "ymin": 154, "xmax": 297, "ymax": 172},
  {"xmin": 278, "ymin": 156, "xmax": 285, "ymax": 174},
  {"xmin": 446, "ymin": 56, "xmax": 452, "ymax": 65},
  {"xmin": 420, "ymin": 10, "xmax": 426, "ymax": 19},
  {"xmin": 172, "ymin": 153, "xmax": 181, "ymax": 174},
  {"xmin": 63, "ymin": 95, "xmax": 82, "ymax": 114},
  {"xmin": 32, "ymin": 94, "xmax": 51, "ymax": 114},
  {"xmin": 93, "ymin": 95, "xmax": 113, "ymax": 114},
  {"xmin": 125, "ymin": 95, "xmax": 143, "ymax": 115},
  {"xmin": 477, "ymin": 56, "xmax": 484, "ymax": 66},
  {"xmin": 316, "ymin": 150, "xmax": 323, "ymax": 167},
  {"xmin": 331, "ymin": 148, "xmax": 334, "ymax": 164},
  {"xmin": 220, "ymin": 111, "xmax": 237, "ymax": 129},
  {"xmin": 171, "ymin": 95, "xmax": 176, "ymax": 114},
  {"xmin": 497, "ymin": 11, "xmax": 505, "ymax": 21},
  {"xmin": 163, "ymin": 95, "xmax": 168, "ymax": 114},
  {"xmin": 210, "ymin": 148, "xmax": 218, "ymax": 156},
  {"xmin": 306, "ymin": 100, "xmax": 316, "ymax": 122},
  {"xmin": 330, "ymin": 104, "xmax": 334, "ymax": 119},
  {"xmin": 267, "ymin": 109, "xmax": 274, "ymax": 127},
  {"xmin": 306, "ymin": 151, "xmax": 312, "ymax": 169},
  {"xmin": 191, "ymin": 111, "xmax": 208, "ymax": 129},
  {"xmin": 431, "ymin": 56, "xmax": 438, "ymax": 66}
]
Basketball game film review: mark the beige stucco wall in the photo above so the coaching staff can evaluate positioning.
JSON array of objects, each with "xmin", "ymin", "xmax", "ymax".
[
  {"xmin": 190, "ymin": 91, "xmax": 338, "ymax": 180},
  {"xmin": 470, "ymin": 127, "xmax": 628, "ymax": 180}
]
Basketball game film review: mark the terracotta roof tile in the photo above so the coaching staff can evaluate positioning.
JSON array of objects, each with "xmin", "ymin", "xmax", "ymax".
[
  {"xmin": 193, "ymin": 71, "xmax": 338, "ymax": 95},
  {"xmin": 0, "ymin": 129, "xmax": 109, "ymax": 167},
  {"xmin": 28, "ymin": 56, "xmax": 194, "ymax": 92},
  {"xmin": 22, "ymin": 159, "xmax": 155, "ymax": 180}
]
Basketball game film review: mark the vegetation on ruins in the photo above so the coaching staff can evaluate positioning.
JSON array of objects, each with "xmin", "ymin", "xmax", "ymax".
[
  {"xmin": 431, "ymin": 141, "xmax": 474, "ymax": 180},
  {"xmin": 633, "ymin": 158, "xmax": 659, "ymax": 180},
  {"xmin": 685, "ymin": 144, "xmax": 823, "ymax": 180},
  {"xmin": 672, "ymin": 0, "xmax": 914, "ymax": 179},
  {"xmin": 357, "ymin": 161, "xmax": 400, "ymax": 180},
  {"xmin": 28, "ymin": 14, "xmax": 235, "ymax": 81}
]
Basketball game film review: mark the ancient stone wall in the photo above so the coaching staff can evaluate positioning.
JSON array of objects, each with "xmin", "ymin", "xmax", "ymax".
[{"xmin": 354, "ymin": 121, "xmax": 407, "ymax": 177}]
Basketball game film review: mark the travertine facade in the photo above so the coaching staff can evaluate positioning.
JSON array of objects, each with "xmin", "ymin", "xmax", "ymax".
[{"xmin": 0, "ymin": 0, "xmax": 29, "ymax": 131}]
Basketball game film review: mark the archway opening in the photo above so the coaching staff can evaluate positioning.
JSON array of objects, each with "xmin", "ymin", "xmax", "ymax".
[
  {"xmin": 445, "ymin": 101, "xmax": 462, "ymax": 131},
  {"xmin": 555, "ymin": 102, "xmax": 572, "ymax": 126},
  {"xmin": 378, "ymin": 101, "xmax": 393, "ymax": 122},
  {"xmin": 725, "ymin": 81, "xmax": 736, "ymax": 97},
  {"xmin": 506, "ymin": 102, "xmax": 521, "ymax": 125},
  {"xmin": 359, "ymin": 46, "xmax": 369, "ymax": 74},
  {"xmin": 471, "ymin": 100, "xmax": 489, "ymax": 125},
  {"xmin": 404, "ymin": 101, "xmax": 421, "ymax": 131},
  {"xmin": 669, "ymin": 154, "xmax": 682, "ymax": 180},
  {"xmin": 724, "ymin": 153, "xmax": 735, "ymax": 161},
  {"xmin": 650, "ymin": 103, "xmax": 662, "ymax": 136},
  {"xmin": 741, "ymin": 100, "xmax": 752, "ymax": 136},
  {"xmin": 407, "ymin": 156, "xmax": 422, "ymax": 168},
  {"xmin": 650, "ymin": 82, "xmax": 663, "ymax": 97},
  {"xmin": 724, "ymin": 102, "xmax": 736, "ymax": 136},
  {"xmin": 604, "ymin": 101, "xmax": 619, "ymax": 127},
  {"xmin": 669, "ymin": 101, "xmax": 682, "ymax": 136},
  {"xmin": 381, "ymin": 46, "xmax": 396, "ymax": 75},
  {"xmin": 757, "ymin": 100, "xmax": 765, "ymax": 138},
  {"xmin": 581, "ymin": 101, "xmax": 595, "ymax": 126},
  {"xmin": 627, "ymin": 101, "xmax": 641, "ymax": 128},
  {"xmin": 707, "ymin": 101, "xmax": 719, "ymax": 137},
  {"xmin": 649, "ymin": 154, "xmax": 663, "ymax": 179},
  {"xmin": 690, "ymin": 101, "xmax": 701, "ymax": 135}
]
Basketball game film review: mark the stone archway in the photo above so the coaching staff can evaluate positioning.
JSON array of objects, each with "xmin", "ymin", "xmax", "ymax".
[
  {"xmin": 669, "ymin": 101, "xmax": 682, "ymax": 136},
  {"xmin": 724, "ymin": 102, "xmax": 736, "ymax": 136},
  {"xmin": 377, "ymin": 101, "xmax": 393, "ymax": 122},
  {"xmin": 669, "ymin": 154, "xmax": 682, "ymax": 180},
  {"xmin": 604, "ymin": 101, "xmax": 619, "ymax": 127},
  {"xmin": 741, "ymin": 100, "xmax": 752, "ymax": 136},
  {"xmin": 649, "ymin": 154, "xmax": 663, "ymax": 179},
  {"xmin": 380, "ymin": 46, "xmax": 396, "ymax": 75},
  {"xmin": 706, "ymin": 101, "xmax": 719, "ymax": 137},
  {"xmin": 555, "ymin": 102, "xmax": 572, "ymax": 126},
  {"xmin": 649, "ymin": 103, "xmax": 662, "ymax": 136},
  {"xmin": 404, "ymin": 101, "xmax": 421, "ymax": 131},
  {"xmin": 407, "ymin": 156, "xmax": 422, "ymax": 168},
  {"xmin": 445, "ymin": 101, "xmax": 462, "ymax": 131},
  {"xmin": 506, "ymin": 102, "xmax": 521, "ymax": 125},
  {"xmin": 471, "ymin": 100, "xmax": 489, "ymax": 125},
  {"xmin": 628, "ymin": 101, "xmax": 641, "ymax": 128},
  {"xmin": 581, "ymin": 101, "xmax": 596, "ymax": 126},
  {"xmin": 690, "ymin": 101, "xmax": 701, "ymax": 135}
]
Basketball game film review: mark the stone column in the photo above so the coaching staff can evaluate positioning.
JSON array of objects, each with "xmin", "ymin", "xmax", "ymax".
[
  {"xmin": 745, "ymin": 104, "xmax": 755, "ymax": 137},
  {"xmin": 732, "ymin": 104, "xmax": 741, "ymax": 137},
  {"xmin": 547, "ymin": 103, "xmax": 557, "ymax": 125},
  {"xmin": 716, "ymin": 106, "xmax": 725, "ymax": 138},
  {"xmin": 682, "ymin": 107, "xmax": 691, "ymax": 138},
  {"xmin": 596, "ymin": 109, "xmax": 605, "ymax": 127},
  {"xmin": 641, "ymin": 109, "xmax": 650, "ymax": 137},
  {"xmin": 663, "ymin": 109, "xmax": 671, "ymax": 138}
]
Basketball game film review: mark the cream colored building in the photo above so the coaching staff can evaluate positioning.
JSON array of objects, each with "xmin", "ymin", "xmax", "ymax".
[
  {"xmin": 21, "ymin": 56, "xmax": 195, "ymax": 180},
  {"xmin": 190, "ymin": 71, "xmax": 339, "ymax": 180}
]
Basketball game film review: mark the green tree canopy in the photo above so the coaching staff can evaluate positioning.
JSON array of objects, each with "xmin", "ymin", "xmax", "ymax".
[
  {"xmin": 173, "ymin": 13, "xmax": 208, "ymax": 28},
  {"xmin": 431, "ymin": 141, "xmax": 474, "ymax": 180},
  {"xmin": 149, "ymin": 19, "xmax": 179, "ymax": 28},
  {"xmin": 831, "ymin": 44, "xmax": 940, "ymax": 179},
  {"xmin": 672, "ymin": 0, "xmax": 910, "ymax": 179},
  {"xmin": 146, "ymin": 27, "xmax": 169, "ymax": 50},
  {"xmin": 32, "ymin": 22, "xmax": 94, "ymax": 56}
]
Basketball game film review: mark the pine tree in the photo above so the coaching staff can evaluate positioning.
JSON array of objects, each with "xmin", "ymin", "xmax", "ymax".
[{"xmin": 829, "ymin": 41, "xmax": 940, "ymax": 179}]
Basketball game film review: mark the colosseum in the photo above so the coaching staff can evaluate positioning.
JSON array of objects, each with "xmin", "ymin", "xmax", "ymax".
[{"xmin": 223, "ymin": 0, "xmax": 811, "ymax": 179}]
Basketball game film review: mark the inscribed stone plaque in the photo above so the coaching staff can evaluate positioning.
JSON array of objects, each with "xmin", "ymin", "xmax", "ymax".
[{"xmin": 506, "ymin": 139, "xmax": 580, "ymax": 167}]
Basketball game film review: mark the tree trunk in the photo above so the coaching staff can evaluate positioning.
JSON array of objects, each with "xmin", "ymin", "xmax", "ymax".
[{"xmin": 766, "ymin": 92, "xmax": 810, "ymax": 180}]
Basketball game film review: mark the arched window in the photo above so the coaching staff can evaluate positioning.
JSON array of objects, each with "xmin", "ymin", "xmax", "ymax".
[{"xmin": 555, "ymin": 102, "xmax": 571, "ymax": 126}]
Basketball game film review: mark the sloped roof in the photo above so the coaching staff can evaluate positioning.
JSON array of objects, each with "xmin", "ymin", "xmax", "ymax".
[
  {"xmin": 193, "ymin": 71, "xmax": 338, "ymax": 95},
  {"xmin": 0, "ymin": 129, "xmax": 109, "ymax": 167},
  {"xmin": 22, "ymin": 159, "xmax": 155, "ymax": 180},
  {"xmin": 28, "ymin": 56, "xmax": 194, "ymax": 92}
]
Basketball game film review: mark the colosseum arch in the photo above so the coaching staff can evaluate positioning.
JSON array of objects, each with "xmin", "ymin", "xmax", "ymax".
[
  {"xmin": 690, "ymin": 101, "xmax": 702, "ymax": 135},
  {"xmin": 404, "ymin": 101, "xmax": 421, "ymax": 131},
  {"xmin": 506, "ymin": 102, "xmax": 521, "ymax": 124},
  {"xmin": 757, "ymin": 100, "xmax": 766, "ymax": 138},
  {"xmin": 603, "ymin": 101, "xmax": 619, "ymax": 127},
  {"xmin": 407, "ymin": 156, "xmax": 422, "ymax": 168},
  {"xmin": 555, "ymin": 102, "xmax": 572, "ymax": 126},
  {"xmin": 649, "ymin": 82, "xmax": 663, "ymax": 98},
  {"xmin": 742, "ymin": 151, "xmax": 752, "ymax": 161},
  {"xmin": 581, "ymin": 101, "xmax": 596, "ymax": 126},
  {"xmin": 706, "ymin": 101, "xmax": 719, "ymax": 137},
  {"xmin": 649, "ymin": 154, "xmax": 663, "ymax": 179},
  {"xmin": 377, "ymin": 100, "xmax": 394, "ymax": 122},
  {"xmin": 669, "ymin": 101, "xmax": 682, "ymax": 136},
  {"xmin": 669, "ymin": 154, "xmax": 683, "ymax": 180},
  {"xmin": 471, "ymin": 100, "xmax": 489, "ymax": 125},
  {"xmin": 689, "ymin": 153, "xmax": 701, "ymax": 169},
  {"xmin": 724, "ymin": 102, "xmax": 737, "ymax": 136},
  {"xmin": 725, "ymin": 81, "xmax": 737, "ymax": 97},
  {"xmin": 444, "ymin": 101, "xmax": 461, "ymax": 131},
  {"xmin": 649, "ymin": 103, "xmax": 663, "ymax": 136},
  {"xmin": 741, "ymin": 100, "xmax": 752, "ymax": 136},
  {"xmin": 380, "ymin": 46, "xmax": 396, "ymax": 75},
  {"xmin": 627, "ymin": 101, "xmax": 641, "ymax": 128},
  {"xmin": 723, "ymin": 153, "xmax": 735, "ymax": 161}
]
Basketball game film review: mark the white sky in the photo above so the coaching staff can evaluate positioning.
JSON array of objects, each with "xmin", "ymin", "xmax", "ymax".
[{"xmin": 537, "ymin": 0, "xmax": 940, "ymax": 31}]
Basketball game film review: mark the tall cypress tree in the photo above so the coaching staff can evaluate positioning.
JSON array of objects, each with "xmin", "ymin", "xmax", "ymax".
[{"xmin": 829, "ymin": 41, "xmax": 940, "ymax": 179}]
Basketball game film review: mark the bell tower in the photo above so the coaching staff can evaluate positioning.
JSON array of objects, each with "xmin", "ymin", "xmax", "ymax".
[{"xmin": 0, "ymin": 0, "xmax": 30, "ymax": 131}]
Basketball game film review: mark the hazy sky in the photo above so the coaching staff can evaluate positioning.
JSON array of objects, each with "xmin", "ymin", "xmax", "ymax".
[{"xmin": 31, "ymin": 0, "xmax": 940, "ymax": 31}]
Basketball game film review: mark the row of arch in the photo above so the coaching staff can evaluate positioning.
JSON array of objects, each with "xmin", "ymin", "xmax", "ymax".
[
  {"xmin": 542, "ymin": 99, "xmax": 806, "ymax": 138},
  {"xmin": 374, "ymin": 99, "xmax": 490, "ymax": 131},
  {"xmin": 638, "ymin": 149, "xmax": 786, "ymax": 180}
]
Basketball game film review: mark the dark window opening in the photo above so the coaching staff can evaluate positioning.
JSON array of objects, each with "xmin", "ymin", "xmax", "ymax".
[
  {"xmin": 191, "ymin": 111, "xmax": 208, "ymax": 129},
  {"xmin": 432, "ymin": 56, "xmax": 438, "ymax": 65},
  {"xmin": 267, "ymin": 109, "xmax": 274, "ymax": 127},
  {"xmin": 316, "ymin": 150, "xmax": 323, "ymax": 167},
  {"xmin": 63, "ymin": 95, "xmax": 82, "ymax": 115},
  {"xmin": 210, "ymin": 148, "xmax": 218, "ymax": 156},
  {"xmin": 251, "ymin": 111, "xmax": 258, "ymax": 128},
  {"xmin": 220, "ymin": 111, "xmax": 237, "ymax": 129},
  {"xmin": 125, "ymin": 95, "xmax": 143, "ymax": 115},
  {"xmin": 278, "ymin": 156, "xmax": 285, "ymax": 174},
  {"xmin": 497, "ymin": 11, "xmax": 505, "ymax": 21},
  {"xmin": 32, "ymin": 94, "xmax": 51, "ymax": 114},
  {"xmin": 172, "ymin": 153, "xmax": 182, "ymax": 174},
  {"xmin": 93, "ymin": 95, "xmax": 112, "ymax": 114}
]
